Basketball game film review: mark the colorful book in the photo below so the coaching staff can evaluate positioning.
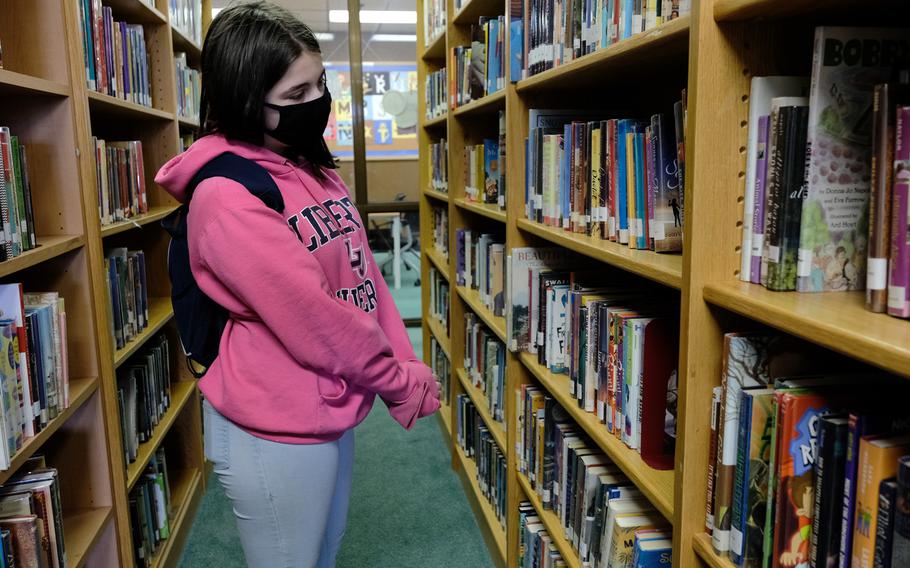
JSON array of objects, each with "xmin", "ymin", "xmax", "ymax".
[{"xmin": 887, "ymin": 107, "xmax": 910, "ymax": 318}]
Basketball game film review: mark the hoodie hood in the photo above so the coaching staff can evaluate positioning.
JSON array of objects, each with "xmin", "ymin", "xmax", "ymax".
[{"xmin": 156, "ymin": 134, "xmax": 297, "ymax": 203}]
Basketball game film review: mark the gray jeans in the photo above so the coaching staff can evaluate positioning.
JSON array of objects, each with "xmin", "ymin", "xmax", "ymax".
[{"xmin": 203, "ymin": 400, "xmax": 354, "ymax": 568}]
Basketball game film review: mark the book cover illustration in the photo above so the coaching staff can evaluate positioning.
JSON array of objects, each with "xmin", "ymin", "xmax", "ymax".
[{"xmin": 796, "ymin": 27, "xmax": 910, "ymax": 292}]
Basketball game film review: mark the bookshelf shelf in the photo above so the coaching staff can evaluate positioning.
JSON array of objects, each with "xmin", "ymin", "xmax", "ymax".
[
  {"xmin": 103, "ymin": 0, "xmax": 168, "ymax": 24},
  {"xmin": 452, "ymin": 89, "xmax": 506, "ymax": 117},
  {"xmin": 517, "ymin": 473, "xmax": 582, "ymax": 568},
  {"xmin": 517, "ymin": 219, "xmax": 683, "ymax": 289},
  {"xmin": 422, "ymin": 31, "xmax": 446, "ymax": 60},
  {"xmin": 427, "ymin": 316, "xmax": 451, "ymax": 359},
  {"xmin": 0, "ymin": 69, "xmax": 70, "ymax": 97},
  {"xmin": 171, "ymin": 24, "xmax": 202, "ymax": 62},
  {"xmin": 456, "ymin": 367, "xmax": 506, "ymax": 451},
  {"xmin": 693, "ymin": 533, "xmax": 736, "ymax": 568},
  {"xmin": 0, "ymin": 377, "xmax": 99, "ymax": 486},
  {"xmin": 0, "ymin": 235, "xmax": 85, "ymax": 279},
  {"xmin": 454, "ymin": 444, "xmax": 507, "ymax": 563},
  {"xmin": 100, "ymin": 205, "xmax": 180, "ymax": 238},
  {"xmin": 452, "ymin": 0, "xmax": 504, "ymax": 25},
  {"xmin": 126, "ymin": 380, "xmax": 197, "ymax": 490},
  {"xmin": 87, "ymin": 90, "xmax": 174, "ymax": 122},
  {"xmin": 424, "ymin": 187, "xmax": 450, "ymax": 202},
  {"xmin": 703, "ymin": 281, "xmax": 910, "ymax": 379},
  {"xmin": 437, "ymin": 402, "xmax": 452, "ymax": 438},
  {"xmin": 515, "ymin": 15, "xmax": 690, "ymax": 93},
  {"xmin": 712, "ymin": 0, "xmax": 905, "ymax": 21},
  {"xmin": 518, "ymin": 352, "xmax": 675, "ymax": 520},
  {"xmin": 454, "ymin": 198, "xmax": 507, "ymax": 223},
  {"xmin": 113, "ymin": 297, "xmax": 174, "ymax": 369},
  {"xmin": 149, "ymin": 467, "xmax": 203, "ymax": 568},
  {"xmin": 423, "ymin": 113, "xmax": 448, "ymax": 129},
  {"xmin": 177, "ymin": 115, "xmax": 200, "ymax": 129},
  {"xmin": 64, "ymin": 506, "xmax": 113, "ymax": 568},
  {"xmin": 456, "ymin": 285, "xmax": 507, "ymax": 342},
  {"xmin": 426, "ymin": 246, "xmax": 449, "ymax": 276}
]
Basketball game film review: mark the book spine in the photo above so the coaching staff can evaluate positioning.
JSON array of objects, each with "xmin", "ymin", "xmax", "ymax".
[
  {"xmin": 874, "ymin": 480, "xmax": 897, "ymax": 568},
  {"xmin": 866, "ymin": 84, "xmax": 894, "ymax": 313},
  {"xmin": 893, "ymin": 457, "xmax": 910, "ymax": 568},
  {"xmin": 729, "ymin": 391, "xmax": 753, "ymax": 565},
  {"xmin": 887, "ymin": 106, "xmax": 910, "ymax": 318},
  {"xmin": 750, "ymin": 116, "xmax": 771, "ymax": 284},
  {"xmin": 840, "ymin": 415, "xmax": 864, "ymax": 568},
  {"xmin": 763, "ymin": 103, "xmax": 787, "ymax": 289},
  {"xmin": 705, "ymin": 385, "xmax": 722, "ymax": 535}
]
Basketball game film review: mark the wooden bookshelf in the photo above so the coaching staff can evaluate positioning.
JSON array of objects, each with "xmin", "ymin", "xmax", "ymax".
[
  {"xmin": 418, "ymin": 1, "xmax": 910, "ymax": 567},
  {"xmin": 454, "ymin": 444, "xmax": 508, "ymax": 564},
  {"xmin": 422, "ymin": 31, "xmax": 446, "ymax": 61},
  {"xmin": 113, "ymin": 297, "xmax": 175, "ymax": 368},
  {"xmin": 170, "ymin": 23, "xmax": 202, "ymax": 60},
  {"xmin": 692, "ymin": 533, "xmax": 736, "ymax": 568},
  {"xmin": 126, "ymin": 380, "xmax": 197, "ymax": 489},
  {"xmin": 456, "ymin": 367, "xmax": 506, "ymax": 451},
  {"xmin": 426, "ymin": 245, "xmax": 449, "ymax": 275},
  {"xmin": 64, "ymin": 507, "xmax": 114, "ymax": 568},
  {"xmin": 455, "ymin": 198, "xmax": 507, "ymax": 223},
  {"xmin": 104, "ymin": 0, "xmax": 168, "ymax": 23},
  {"xmin": 423, "ymin": 113, "xmax": 448, "ymax": 129},
  {"xmin": 516, "ymin": 473, "xmax": 581, "ymax": 568},
  {"xmin": 100, "ymin": 205, "xmax": 181, "ymax": 238},
  {"xmin": 177, "ymin": 115, "xmax": 200, "ymax": 129},
  {"xmin": 149, "ymin": 468, "xmax": 203, "ymax": 568},
  {"xmin": 427, "ymin": 315, "xmax": 451, "ymax": 359},
  {"xmin": 0, "ymin": 235, "xmax": 85, "ymax": 279},
  {"xmin": 0, "ymin": 69, "xmax": 71, "ymax": 97},
  {"xmin": 517, "ymin": 218, "xmax": 683, "ymax": 289},
  {"xmin": 437, "ymin": 402, "xmax": 453, "ymax": 438},
  {"xmin": 424, "ymin": 187, "xmax": 450, "ymax": 202},
  {"xmin": 87, "ymin": 90, "xmax": 175, "ymax": 121},
  {"xmin": 452, "ymin": 89, "xmax": 506, "ymax": 117},
  {"xmin": 518, "ymin": 353, "xmax": 675, "ymax": 520},
  {"xmin": 456, "ymin": 285, "xmax": 507, "ymax": 342}
]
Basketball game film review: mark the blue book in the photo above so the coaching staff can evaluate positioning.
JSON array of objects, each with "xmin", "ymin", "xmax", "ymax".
[
  {"xmin": 634, "ymin": 131, "xmax": 648, "ymax": 249},
  {"xmin": 484, "ymin": 139, "xmax": 499, "ymax": 204},
  {"xmin": 633, "ymin": 537, "xmax": 673, "ymax": 568},
  {"xmin": 623, "ymin": 0, "xmax": 634, "ymax": 40},
  {"xmin": 616, "ymin": 120, "xmax": 630, "ymax": 243},
  {"xmin": 488, "ymin": 18, "xmax": 501, "ymax": 93},
  {"xmin": 509, "ymin": 0, "xmax": 523, "ymax": 82}
]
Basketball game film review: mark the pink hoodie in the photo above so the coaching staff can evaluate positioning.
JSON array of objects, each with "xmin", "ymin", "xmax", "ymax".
[{"xmin": 156, "ymin": 134, "xmax": 438, "ymax": 443}]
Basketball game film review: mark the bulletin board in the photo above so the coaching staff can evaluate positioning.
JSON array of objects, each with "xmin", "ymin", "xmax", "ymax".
[{"xmin": 324, "ymin": 64, "xmax": 419, "ymax": 159}]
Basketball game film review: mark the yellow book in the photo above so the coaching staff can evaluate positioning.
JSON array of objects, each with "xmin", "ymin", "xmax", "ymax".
[
  {"xmin": 591, "ymin": 126, "xmax": 602, "ymax": 239},
  {"xmin": 608, "ymin": 512, "xmax": 664, "ymax": 568}
]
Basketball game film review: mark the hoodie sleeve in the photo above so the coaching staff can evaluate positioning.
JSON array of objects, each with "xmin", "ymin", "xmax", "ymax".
[{"xmin": 190, "ymin": 180, "xmax": 428, "ymax": 406}]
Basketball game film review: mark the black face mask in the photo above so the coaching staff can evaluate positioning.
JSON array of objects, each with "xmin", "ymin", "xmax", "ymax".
[{"xmin": 264, "ymin": 88, "xmax": 332, "ymax": 151}]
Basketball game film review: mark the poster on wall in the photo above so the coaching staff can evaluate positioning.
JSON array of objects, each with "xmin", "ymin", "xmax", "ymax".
[{"xmin": 324, "ymin": 64, "xmax": 418, "ymax": 159}]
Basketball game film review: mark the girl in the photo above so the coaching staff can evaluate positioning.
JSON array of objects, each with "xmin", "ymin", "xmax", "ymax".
[{"xmin": 155, "ymin": 3, "xmax": 440, "ymax": 567}]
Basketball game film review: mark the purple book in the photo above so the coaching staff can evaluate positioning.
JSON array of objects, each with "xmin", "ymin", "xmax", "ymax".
[
  {"xmin": 750, "ymin": 115, "xmax": 771, "ymax": 284},
  {"xmin": 888, "ymin": 106, "xmax": 910, "ymax": 318},
  {"xmin": 120, "ymin": 22, "xmax": 130, "ymax": 101},
  {"xmin": 455, "ymin": 228, "xmax": 465, "ymax": 286}
]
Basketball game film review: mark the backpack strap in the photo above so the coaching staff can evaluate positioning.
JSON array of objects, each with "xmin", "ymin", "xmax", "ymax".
[{"xmin": 186, "ymin": 151, "xmax": 285, "ymax": 212}]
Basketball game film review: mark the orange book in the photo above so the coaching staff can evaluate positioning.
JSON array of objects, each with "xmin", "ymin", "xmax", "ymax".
[{"xmin": 851, "ymin": 433, "xmax": 910, "ymax": 568}]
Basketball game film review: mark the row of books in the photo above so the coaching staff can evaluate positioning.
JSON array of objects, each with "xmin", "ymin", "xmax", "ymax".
[
  {"xmin": 450, "ymin": 17, "xmax": 505, "ymax": 108},
  {"xmin": 130, "ymin": 448, "xmax": 173, "ymax": 568},
  {"xmin": 169, "ymin": 0, "xmax": 203, "ymax": 46},
  {"xmin": 0, "ymin": 285, "xmax": 69, "ymax": 471},
  {"xmin": 704, "ymin": 332, "xmax": 910, "ymax": 568},
  {"xmin": 0, "ymin": 458, "xmax": 66, "ymax": 568},
  {"xmin": 93, "ymin": 138, "xmax": 149, "ymax": 227},
  {"xmin": 429, "ymin": 267, "xmax": 450, "ymax": 333},
  {"xmin": 423, "ymin": 0, "xmax": 446, "ymax": 47},
  {"xmin": 525, "ymin": 101, "xmax": 686, "ymax": 253},
  {"xmin": 519, "ymin": 506, "xmax": 568, "ymax": 568},
  {"xmin": 426, "ymin": 68, "xmax": 447, "ymax": 120},
  {"xmin": 105, "ymin": 248, "xmax": 149, "ymax": 351},
  {"xmin": 464, "ymin": 111, "xmax": 507, "ymax": 209},
  {"xmin": 433, "ymin": 206, "xmax": 449, "ymax": 257},
  {"xmin": 510, "ymin": 0, "xmax": 691, "ymax": 81},
  {"xmin": 174, "ymin": 53, "xmax": 200, "ymax": 122},
  {"xmin": 455, "ymin": 230, "xmax": 506, "ymax": 318},
  {"xmin": 429, "ymin": 138, "xmax": 448, "ymax": 193},
  {"xmin": 464, "ymin": 311, "xmax": 506, "ymax": 425},
  {"xmin": 517, "ymin": 388, "xmax": 671, "ymax": 568},
  {"xmin": 0, "ymin": 128, "xmax": 37, "ymax": 262},
  {"xmin": 117, "ymin": 333, "xmax": 172, "ymax": 465},
  {"xmin": 78, "ymin": 0, "xmax": 153, "ymax": 107},
  {"xmin": 430, "ymin": 337, "xmax": 451, "ymax": 407},
  {"xmin": 507, "ymin": 248, "xmax": 679, "ymax": 469},
  {"xmin": 455, "ymin": 394, "xmax": 507, "ymax": 527},
  {"xmin": 737, "ymin": 27, "xmax": 910, "ymax": 306}
]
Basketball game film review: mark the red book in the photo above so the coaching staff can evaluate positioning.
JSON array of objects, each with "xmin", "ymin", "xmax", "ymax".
[{"xmin": 638, "ymin": 318, "xmax": 678, "ymax": 470}]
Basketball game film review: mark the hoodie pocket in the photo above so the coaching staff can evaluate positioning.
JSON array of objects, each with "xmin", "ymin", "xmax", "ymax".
[{"xmin": 316, "ymin": 374, "xmax": 350, "ymax": 406}]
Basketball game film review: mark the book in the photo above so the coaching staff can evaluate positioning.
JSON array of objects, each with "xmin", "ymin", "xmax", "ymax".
[
  {"xmin": 888, "ymin": 107, "xmax": 910, "ymax": 318},
  {"xmin": 508, "ymin": 247, "xmax": 574, "ymax": 352},
  {"xmin": 852, "ymin": 434, "xmax": 910, "ymax": 568},
  {"xmin": 706, "ymin": 385, "xmax": 723, "ymax": 535},
  {"xmin": 740, "ymin": 76, "xmax": 810, "ymax": 283},
  {"xmin": 0, "ymin": 515, "xmax": 39, "ymax": 568},
  {"xmin": 892, "ymin": 456, "xmax": 910, "ymax": 568},
  {"xmin": 867, "ymin": 84, "xmax": 896, "ymax": 312},
  {"xmin": 638, "ymin": 318, "xmax": 678, "ymax": 471},
  {"xmin": 875, "ymin": 478, "xmax": 898, "ymax": 568},
  {"xmin": 811, "ymin": 414, "xmax": 849, "ymax": 568},
  {"xmin": 797, "ymin": 27, "xmax": 910, "ymax": 293}
]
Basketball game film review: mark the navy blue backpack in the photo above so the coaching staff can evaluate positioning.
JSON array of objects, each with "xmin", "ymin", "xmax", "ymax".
[{"xmin": 162, "ymin": 152, "xmax": 284, "ymax": 377}]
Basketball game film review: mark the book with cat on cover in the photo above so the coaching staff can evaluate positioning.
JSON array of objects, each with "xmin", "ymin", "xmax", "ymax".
[
  {"xmin": 852, "ymin": 434, "xmax": 910, "ymax": 568},
  {"xmin": 797, "ymin": 27, "xmax": 910, "ymax": 292}
]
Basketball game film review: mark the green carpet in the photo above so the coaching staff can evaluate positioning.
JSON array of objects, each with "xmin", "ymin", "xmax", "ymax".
[{"xmin": 178, "ymin": 328, "xmax": 494, "ymax": 567}]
